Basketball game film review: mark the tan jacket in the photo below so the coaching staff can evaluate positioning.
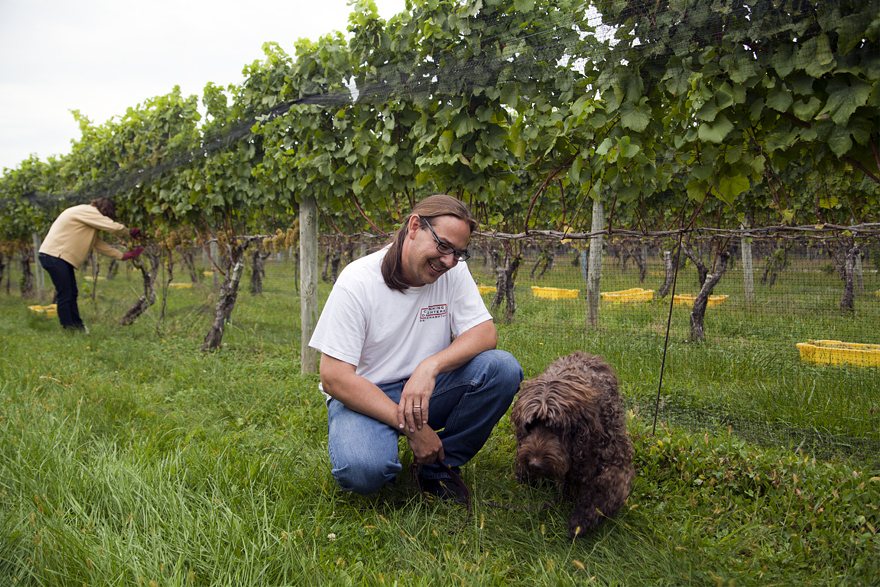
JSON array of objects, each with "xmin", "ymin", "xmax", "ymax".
[{"xmin": 39, "ymin": 204, "xmax": 127, "ymax": 269}]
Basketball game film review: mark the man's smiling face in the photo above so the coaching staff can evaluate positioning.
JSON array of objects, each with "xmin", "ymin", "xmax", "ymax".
[{"xmin": 400, "ymin": 214, "xmax": 471, "ymax": 287}]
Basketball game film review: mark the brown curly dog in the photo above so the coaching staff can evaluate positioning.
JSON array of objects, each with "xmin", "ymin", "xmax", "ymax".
[{"xmin": 511, "ymin": 351, "xmax": 635, "ymax": 537}]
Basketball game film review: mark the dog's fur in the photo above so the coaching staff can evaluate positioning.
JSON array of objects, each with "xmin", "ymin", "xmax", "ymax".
[{"xmin": 511, "ymin": 351, "xmax": 635, "ymax": 537}]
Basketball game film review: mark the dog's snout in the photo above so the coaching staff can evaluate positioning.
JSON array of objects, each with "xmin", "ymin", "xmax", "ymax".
[{"xmin": 528, "ymin": 458, "xmax": 546, "ymax": 472}]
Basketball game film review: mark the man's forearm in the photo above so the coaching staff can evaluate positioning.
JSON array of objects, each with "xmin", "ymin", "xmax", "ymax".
[
  {"xmin": 417, "ymin": 319, "xmax": 497, "ymax": 378},
  {"xmin": 324, "ymin": 373, "xmax": 399, "ymax": 428}
]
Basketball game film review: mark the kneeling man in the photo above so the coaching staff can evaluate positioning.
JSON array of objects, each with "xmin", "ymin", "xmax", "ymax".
[{"xmin": 309, "ymin": 195, "xmax": 523, "ymax": 500}]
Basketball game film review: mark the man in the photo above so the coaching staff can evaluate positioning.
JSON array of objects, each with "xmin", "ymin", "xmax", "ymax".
[
  {"xmin": 38, "ymin": 197, "xmax": 143, "ymax": 331},
  {"xmin": 309, "ymin": 194, "xmax": 522, "ymax": 500}
]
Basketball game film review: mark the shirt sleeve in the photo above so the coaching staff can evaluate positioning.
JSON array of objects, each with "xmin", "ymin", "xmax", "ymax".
[
  {"xmin": 450, "ymin": 263, "xmax": 493, "ymax": 337},
  {"xmin": 308, "ymin": 279, "xmax": 367, "ymax": 367},
  {"xmin": 92, "ymin": 236, "xmax": 124, "ymax": 260},
  {"xmin": 81, "ymin": 206, "xmax": 127, "ymax": 234}
]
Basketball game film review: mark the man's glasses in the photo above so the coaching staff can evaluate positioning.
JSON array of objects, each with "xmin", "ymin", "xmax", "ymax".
[{"xmin": 422, "ymin": 218, "xmax": 470, "ymax": 262}]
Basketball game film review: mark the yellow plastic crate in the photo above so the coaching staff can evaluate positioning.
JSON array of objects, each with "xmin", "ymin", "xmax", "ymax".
[
  {"xmin": 83, "ymin": 276, "xmax": 106, "ymax": 282},
  {"xmin": 673, "ymin": 294, "xmax": 729, "ymax": 307},
  {"xmin": 601, "ymin": 288, "xmax": 654, "ymax": 303},
  {"xmin": 477, "ymin": 285, "xmax": 496, "ymax": 295},
  {"xmin": 796, "ymin": 340, "xmax": 880, "ymax": 367},
  {"xmin": 203, "ymin": 271, "xmax": 214, "ymax": 276},
  {"xmin": 28, "ymin": 304, "xmax": 57, "ymax": 317},
  {"xmin": 532, "ymin": 286, "xmax": 579, "ymax": 300},
  {"xmin": 168, "ymin": 282, "xmax": 193, "ymax": 289}
]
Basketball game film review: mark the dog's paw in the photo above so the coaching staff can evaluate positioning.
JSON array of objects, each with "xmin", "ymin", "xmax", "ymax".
[
  {"xmin": 568, "ymin": 518, "xmax": 587, "ymax": 538},
  {"xmin": 568, "ymin": 508, "xmax": 600, "ymax": 538}
]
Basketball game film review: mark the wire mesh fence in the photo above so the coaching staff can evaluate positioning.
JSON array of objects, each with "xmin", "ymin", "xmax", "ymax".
[
  {"xmin": 467, "ymin": 233, "xmax": 880, "ymax": 345},
  {"xmin": 310, "ymin": 229, "xmax": 880, "ymax": 357},
  {"xmin": 309, "ymin": 229, "xmax": 880, "ymax": 464},
  {"xmin": 462, "ymin": 232, "xmax": 880, "ymax": 464}
]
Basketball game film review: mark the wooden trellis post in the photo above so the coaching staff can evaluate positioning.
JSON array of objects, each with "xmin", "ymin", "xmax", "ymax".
[
  {"xmin": 32, "ymin": 233, "xmax": 45, "ymax": 296},
  {"xmin": 300, "ymin": 195, "xmax": 319, "ymax": 374},
  {"xmin": 585, "ymin": 198, "xmax": 605, "ymax": 328},
  {"xmin": 740, "ymin": 219, "xmax": 755, "ymax": 306}
]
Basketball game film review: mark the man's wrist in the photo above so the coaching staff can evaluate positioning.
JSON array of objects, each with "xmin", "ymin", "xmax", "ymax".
[
  {"xmin": 404, "ymin": 424, "xmax": 433, "ymax": 439},
  {"xmin": 416, "ymin": 356, "xmax": 442, "ymax": 379}
]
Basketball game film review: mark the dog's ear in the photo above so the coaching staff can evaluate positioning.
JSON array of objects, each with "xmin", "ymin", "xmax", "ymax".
[
  {"xmin": 567, "ymin": 405, "xmax": 603, "ymax": 471},
  {"xmin": 510, "ymin": 385, "xmax": 533, "ymax": 436},
  {"xmin": 571, "ymin": 401, "xmax": 601, "ymax": 437},
  {"xmin": 565, "ymin": 386, "xmax": 610, "ymax": 476},
  {"xmin": 570, "ymin": 383, "xmax": 602, "ymax": 434}
]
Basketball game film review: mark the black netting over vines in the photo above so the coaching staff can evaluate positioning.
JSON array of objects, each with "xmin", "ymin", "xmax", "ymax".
[{"xmin": 3, "ymin": 0, "xmax": 877, "ymax": 208}]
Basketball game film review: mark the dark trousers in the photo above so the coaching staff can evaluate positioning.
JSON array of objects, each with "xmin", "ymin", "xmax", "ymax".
[{"xmin": 38, "ymin": 253, "xmax": 85, "ymax": 329}]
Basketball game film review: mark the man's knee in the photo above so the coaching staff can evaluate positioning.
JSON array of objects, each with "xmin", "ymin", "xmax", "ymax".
[
  {"xmin": 331, "ymin": 459, "xmax": 400, "ymax": 495},
  {"xmin": 327, "ymin": 398, "xmax": 402, "ymax": 495},
  {"xmin": 481, "ymin": 349, "xmax": 524, "ymax": 391}
]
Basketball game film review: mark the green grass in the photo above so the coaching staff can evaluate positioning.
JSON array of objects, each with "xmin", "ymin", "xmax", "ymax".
[{"xmin": 1, "ymin": 255, "xmax": 878, "ymax": 586}]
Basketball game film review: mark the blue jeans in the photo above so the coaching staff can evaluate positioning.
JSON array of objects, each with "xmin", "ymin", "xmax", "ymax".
[
  {"xmin": 38, "ymin": 253, "xmax": 84, "ymax": 329},
  {"xmin": 326, "ymin": 349, "xmax": 523, "ymax": 495}
]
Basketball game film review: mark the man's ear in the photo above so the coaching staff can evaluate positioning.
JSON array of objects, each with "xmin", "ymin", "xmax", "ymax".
[{"xmin": 406, "ymin": 215, "xmax": 421, "ymax": 240}]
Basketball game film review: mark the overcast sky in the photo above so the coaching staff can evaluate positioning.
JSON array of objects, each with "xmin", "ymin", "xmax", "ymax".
[{"xmin": 0, "ymin": 0, "xmax": 407, "ymax": 174}]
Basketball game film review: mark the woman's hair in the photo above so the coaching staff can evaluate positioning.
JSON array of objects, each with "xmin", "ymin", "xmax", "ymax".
[
  {"xmin": 90, "ymin": 198, "xmax": 117, "ymax": 220},
  {"xmin": 381, "ymin": 194, "xmax": 477, "ymax": 291}
]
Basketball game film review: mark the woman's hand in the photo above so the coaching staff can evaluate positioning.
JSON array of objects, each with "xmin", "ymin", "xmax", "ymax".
[{"xmin": 122, "ymin": 247, "xmax": 144, "ymax": 260}]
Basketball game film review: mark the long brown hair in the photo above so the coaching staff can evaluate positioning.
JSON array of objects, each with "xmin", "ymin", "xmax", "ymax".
[
  {"xmin": 90, "ymin": 198, "xmax": 117, "ymax": 220},
  {"xmin": 381, "ymin": 195, "xmax": 477, "ymax": 291}
]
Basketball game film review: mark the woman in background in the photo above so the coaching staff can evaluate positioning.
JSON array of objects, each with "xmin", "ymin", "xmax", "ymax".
[{"xmin": 38, "ymin": 197, "xmax": 143, "ymax": 332}]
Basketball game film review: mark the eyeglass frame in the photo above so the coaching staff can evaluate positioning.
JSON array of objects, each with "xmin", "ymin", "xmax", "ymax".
[{"xmin": 420, "ymin": 217, "xmax": 471, "ymax": 262}]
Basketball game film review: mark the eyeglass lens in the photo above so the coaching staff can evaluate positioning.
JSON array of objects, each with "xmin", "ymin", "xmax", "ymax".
[{"xmin": 423, "ymin": 218, "xmax": 470, "ymax": 261}]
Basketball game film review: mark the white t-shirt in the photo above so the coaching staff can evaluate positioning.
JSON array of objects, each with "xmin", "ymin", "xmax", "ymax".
[{"xmin": 308, "ymin": 247, "xmax": 492, "ymax": 386}]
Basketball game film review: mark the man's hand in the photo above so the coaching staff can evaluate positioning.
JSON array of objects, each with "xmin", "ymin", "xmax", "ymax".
[
  {"xmin": 405, "ymin": 425, "xmax": 445, "ymax": 465},
  {"xmin": 398, "ymin": 361, "xmax": 438, "ymax": 433},
  {"xmin": 396, "ymin": 321, "xmax": 497, "ymax": 433},
  {"xmin": 129, "ymin": 228, "xmax": 143, "ymax": 239},
  {"xmin": 321, "ymin": 354, "xmax": 444, "ymax": 464}
]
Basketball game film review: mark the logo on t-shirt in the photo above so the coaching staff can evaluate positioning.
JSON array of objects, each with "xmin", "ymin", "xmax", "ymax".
[{"xmin": 419, "ymin": 304, "xmax": 448, "ymax": 322}]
